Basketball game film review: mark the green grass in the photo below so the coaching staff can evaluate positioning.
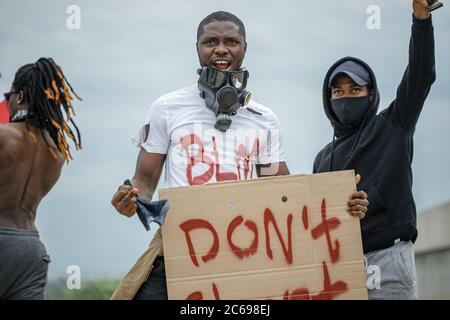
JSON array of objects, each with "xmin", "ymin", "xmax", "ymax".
[{"xmin": 47, "ymin": 278, "xmax": 120, "ymax": 300}]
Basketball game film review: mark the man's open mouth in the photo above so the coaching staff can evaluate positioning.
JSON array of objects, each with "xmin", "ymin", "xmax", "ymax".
[{"xmin": 213, "ymin": 59, "xmax": 232, "ymax": 70}]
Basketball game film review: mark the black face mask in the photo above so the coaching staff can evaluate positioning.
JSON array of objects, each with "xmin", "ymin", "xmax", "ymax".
[
  {"xmin": 197, "ymin": 66, "xmax": 251, "ymax": 132},
  {"xmin": 330, "ymin": 96, "xmax": 370, "ymax": 128}
]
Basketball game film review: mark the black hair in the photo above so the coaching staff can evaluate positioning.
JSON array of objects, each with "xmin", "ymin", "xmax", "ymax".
[
  {"xmin": 197, "ymin": 11, "xmax": 246, "ymax": 42},
  {"xmin": 12, "ymin": 57, "xmax": 82, "ymax": 162}
]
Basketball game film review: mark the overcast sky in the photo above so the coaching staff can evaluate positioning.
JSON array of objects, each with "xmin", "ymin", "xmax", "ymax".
[{"xmin": 1, "ymin": 0, "xmax": 449, "ymax": 280}]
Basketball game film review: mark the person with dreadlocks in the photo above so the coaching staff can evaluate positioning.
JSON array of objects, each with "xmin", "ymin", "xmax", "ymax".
[{"xmin": 0, "ymin": 57, "xmax": 81, "ymax": 300}]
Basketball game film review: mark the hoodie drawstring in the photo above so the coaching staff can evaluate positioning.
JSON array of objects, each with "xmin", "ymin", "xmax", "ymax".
[{"xmin": 329, "ymin": 130, "xmax": 336, "ymax": 171}]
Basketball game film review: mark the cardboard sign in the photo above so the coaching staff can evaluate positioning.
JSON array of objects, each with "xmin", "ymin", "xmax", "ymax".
[{"xmin": 160, "ymin": 171, "xmax": 368, "ymax": 300}]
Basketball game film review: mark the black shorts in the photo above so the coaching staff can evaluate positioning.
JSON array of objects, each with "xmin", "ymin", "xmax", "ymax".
[{"xmin": 0, "ymin": 228, "xmax": 50, "ymax": 300}]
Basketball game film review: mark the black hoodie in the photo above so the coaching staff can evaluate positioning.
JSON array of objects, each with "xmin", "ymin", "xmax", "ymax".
[{"xmin": 313, "ymin": 15, "xmax": 436, "ymax": 254}]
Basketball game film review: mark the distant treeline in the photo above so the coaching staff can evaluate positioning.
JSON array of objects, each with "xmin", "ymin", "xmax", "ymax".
[{"xmin": 46, "ymin": 278, "xmax": 120, "ymax": 300}]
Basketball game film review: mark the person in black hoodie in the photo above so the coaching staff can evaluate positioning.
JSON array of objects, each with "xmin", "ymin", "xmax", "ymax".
[{"xmin": 313, "ymin": 0, "xmax": 436, "ymax": 300}]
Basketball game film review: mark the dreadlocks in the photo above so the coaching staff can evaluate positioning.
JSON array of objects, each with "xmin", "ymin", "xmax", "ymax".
[{"xmin": 12, "ymin": 57, "xmax": 82, "ymax": 162}]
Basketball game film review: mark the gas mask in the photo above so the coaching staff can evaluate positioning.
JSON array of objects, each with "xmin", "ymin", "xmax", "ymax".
[{"xmin": 197, "ymin": 66, "xmax": 251, "ymax": 132}]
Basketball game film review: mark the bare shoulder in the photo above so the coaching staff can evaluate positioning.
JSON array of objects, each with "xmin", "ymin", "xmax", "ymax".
[
  {"xmin": 0, "ymin": 123, "xmax": 24, "ymax": 148},
  {"xmin": 0, "ymin": 123, "xmax": 64, "ymax": 165}
]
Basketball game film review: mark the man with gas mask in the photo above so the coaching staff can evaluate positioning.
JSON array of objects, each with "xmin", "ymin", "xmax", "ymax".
[
  {"xmin": 111, "ymin": 11, "xmax": 368, "ymax": 300},
  {"xmin": 313, "ymin": 0, "xmax": 437, "ymax": 300}
]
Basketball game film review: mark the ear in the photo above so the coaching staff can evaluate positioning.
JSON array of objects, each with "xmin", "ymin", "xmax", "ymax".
[
  {"xmin": 369, "ymin": 89, "xmax": 375, "ymax": 102},
  {"xmin": 196, "ymin": 42, "xmax": 203, "ymax": 67},
  {"xmin": 17, "ymin": 90, "xmax": 24, "ymax": 105},
  {"xmin": 241, "ymin": 42, "xmax": 247, "ymax": 64},
  {"xmin": 195, "ymin": 42, "xmax": 206, "ymax": 67}
]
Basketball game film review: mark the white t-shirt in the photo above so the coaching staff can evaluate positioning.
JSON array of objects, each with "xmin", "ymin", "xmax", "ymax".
[{"xmin": 133, "ymin": 85, "xmax": 285, "ymax": 189}]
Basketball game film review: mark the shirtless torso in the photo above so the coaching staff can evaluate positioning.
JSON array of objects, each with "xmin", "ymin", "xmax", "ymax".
[{"xmin": 0, "ymin": 121, "xmax": 64, "ymax": 230}]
